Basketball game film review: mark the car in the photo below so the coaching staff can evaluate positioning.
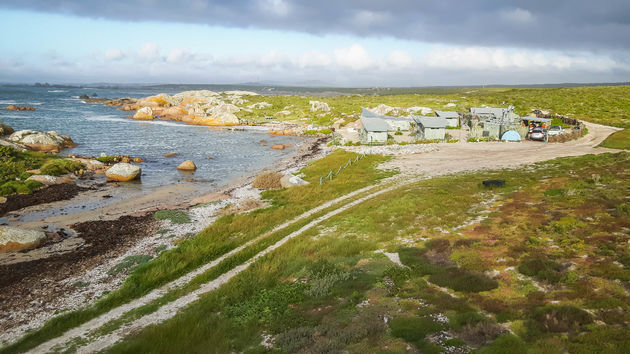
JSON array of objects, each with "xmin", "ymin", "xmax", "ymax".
[
  {"xmin": 529, "ymin": 127, "xmax": 547, "ymax": 141},
  {"xmin": 548, "ymin": 125, "xmax": 563, "ymax": 136}
]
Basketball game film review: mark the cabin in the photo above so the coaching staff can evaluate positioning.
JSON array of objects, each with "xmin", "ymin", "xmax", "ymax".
[
  {"xmin": 362, "ymin": 108, "xmax": 413, "ymax": 132},
  {"xmin": 359, "ymin": 115, "xmax": 389, "ymax": 145},
  {"xmin": 413, "ymin": 116, "xmax": 447, "ymax": 140},
  {"xmin": 434, "ymin": 110, "xmax": 460, "ymax": 127}
]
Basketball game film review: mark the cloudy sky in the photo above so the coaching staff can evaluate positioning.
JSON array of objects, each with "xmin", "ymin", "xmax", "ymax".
[{"xmin": 1, "ymin": 0, "xmax": 629, "ymax": 86}]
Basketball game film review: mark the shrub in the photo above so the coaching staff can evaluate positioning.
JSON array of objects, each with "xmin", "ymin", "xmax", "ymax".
[
  {"xmin": 275, "ymin": 327, "xmax": 315, "ymax": 352},
  {"xmin": 225, "ymin": 282, "xmax": 306, "ymax": 326},
  {"xmin": 429, "ymin": 268, "xmax": 498, "ymax": 293},
  {"xmin": 389, "ymin": 316, "xmax": 443, "ymax": 342},
  {"xmin": 96, "ymin": 156, "xmax": 118, "ymax": 163},
  {"xmin": 153, "ymin": 210, "xmax": 191, "ymax": 224},
  {"xmin": 518, "ymin": 257, "xmax": 566, "ymax": 283},
  {"xmin": 459, "ymin": 321, "xmax": 506, "ymax": 347},
  {"xmin": 449, "ymin": 311, "xmax": 488, "ymax": 331},
  {"xmin": 531, "ymin": 305, "xmax": 593, "ymax": 333},
  {"xmin": 0, "ymin": 180, "xmax": 43, "ymax": 195},
  {"xmin": 40, "ymin": 159, "xmax": 84, "ymax": 176},
  {"xmin": 394, "ymin": 131, "xmax": 403, "ymax": 135},
  {"xmin": 383, "ymin": 265, "xmax": 411, "ymax": 288},
  {"xmin": 252, "ymin": 172, "xmax": 283, "ymax": 189}
]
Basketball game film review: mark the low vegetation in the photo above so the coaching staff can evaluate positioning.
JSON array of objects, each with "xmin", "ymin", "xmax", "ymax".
[
  {"xmin": 0, "ymin": 146, "xmax": 82, "ymax": 196},
  {"xmin": 96, "ymin": 152, "xmax": 630, "ymax": 353},
  {"xmin": 251, "ymin": 172, "xmax": 283, "ymax": 189},
  {"xmin": 238, "ymin": 85, "xmax": 630, "ymax": 128},
  {"xmin": 153, "ymin": 210, "xmax": 191, "ymax": 224},
  {"xmin": 599, "ymin": 129, "xmax": 630, "ymax": 149}
]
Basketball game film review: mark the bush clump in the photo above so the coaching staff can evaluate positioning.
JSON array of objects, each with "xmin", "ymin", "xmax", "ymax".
[
  {"xmin": 518, "ymin": 257, "xmax": 566, "ymax": 283},
  {"xmin": 0, "ymin": 180, "xmax": 43, "ymax": 196},
  {"xmin": 531, "ymin": 305, "xmax": 593, "ymax": 333},
  {"xmin": 429, "ymin": 267, "xmax": 498, "ymax": 293},
  {"xmin": 389, "ymin": 316, "xmax": 443, "ymax": 342},
  {"xmin": 252, "ymin": 172, "xmax": 283, "ymax": 189},
  {"xmin": 40, "ymin": 159, "xmax": 84, "ymax": 176}
]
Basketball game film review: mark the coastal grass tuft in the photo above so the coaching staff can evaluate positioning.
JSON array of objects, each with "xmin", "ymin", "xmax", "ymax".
[
  {"xmin": 39, "ymin": 159, "xmax": 84, "ymax": 176},
  {"xmin": 153, "ymin": 210, "xmax": 191, "ymax": 224},
  {"xmin": 251, "ymin": 172, "xmax": 283, "ymax": 189}
]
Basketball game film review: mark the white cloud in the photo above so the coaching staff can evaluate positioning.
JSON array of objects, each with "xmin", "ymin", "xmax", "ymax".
[
  {"xmin": 258, "ymin": 50, "xmax": 288, "ymax": 67},
  {"xmin": 334, "ymin": 44, "xmax": 374, "ymax": 71},
  {"xmin": 387, "ymin": 50, "xmax": 413, "ymax": 68},
  {"xmin": 297, "ymin": 50, "xmax": 332, "ymax": 68},
  {"xmin": 105, "ymin": 48, "xmax": 125, "ymax": 61},
  {"xmin": 501, "ymin": 8, "xmax": 535, "ymax": 24},
  {"xmin": 138, "ymin": 42, "xmax": 161, "ymax": 60},
  {"xmin": 423, "ymin": 46, "xmax": 621, "ymax": 73},
  {"xmin": 166, "ymin": 48, "xmax": 193, "ymax": 64}
]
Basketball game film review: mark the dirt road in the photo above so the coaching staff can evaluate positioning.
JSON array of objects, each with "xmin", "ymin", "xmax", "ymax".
[{"xmin": 380, "ymin": 122, "xmax": 621, "ymax": 176}]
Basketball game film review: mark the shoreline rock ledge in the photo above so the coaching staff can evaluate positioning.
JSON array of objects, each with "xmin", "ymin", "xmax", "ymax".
[
  {"xmin": 105, "ymin": 162, "xmax": 142, "ymax": 182},
  {"xmin": 8, "ymin": 130, "xmax": 77, "ymax": 153}
]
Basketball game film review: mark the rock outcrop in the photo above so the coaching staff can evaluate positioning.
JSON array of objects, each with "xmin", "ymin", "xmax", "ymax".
[
  {"xmin": 0, "ymin": 226, "xmax": 46, "ymax": 252},
  {"xmin": 0, "ymin": 122, "xmax": 14, "ymax": 136},
  {"xmin": 26, "ymin": 175, "xmax": 75, "ymax": 186},
  {"xmin": 133, "ymin": 107, "xmax": 154, "ymax": 120},
  {"xmin": 8, "ymin": 130, "xmax": 77, "ymax": 153},
  {"xmin": 177, "ymin": 160, "xmax": 197, "ymax": 171},
  {"xmin": 310, "ymin": 100, "xmax": 330, "ymax": 112},
  {"xmin": 105, "ymin": 163, "xmax": 141, "ymax": 182},
  {"xmin": 6, "ymin": 105, "xmax": 35, "ymax": 111}
]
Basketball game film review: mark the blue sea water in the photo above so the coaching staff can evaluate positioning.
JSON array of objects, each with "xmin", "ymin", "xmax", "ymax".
[{"xmin": 0, "ymin": 85, "xmax": 301, "ymax": 189}]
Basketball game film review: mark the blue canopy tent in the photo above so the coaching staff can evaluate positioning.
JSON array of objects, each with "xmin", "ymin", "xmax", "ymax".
[{"xmin": 501, "ymin": 130, "xmax": 521, "ymax": 141}]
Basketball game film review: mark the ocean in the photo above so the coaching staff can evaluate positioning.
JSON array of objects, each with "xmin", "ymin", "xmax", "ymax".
[{"xmin": 0, "ymin": 85, "xmax": 302, "ymax": 189}]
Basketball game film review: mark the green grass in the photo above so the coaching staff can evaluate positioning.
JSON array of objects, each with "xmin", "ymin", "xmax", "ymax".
[
  {"xmin": 101, "ymin": 152, "xmax": 630, "ymax": 353},
  {"xmin": 39, "ymin": 159, "xmax": 84, "ymax": 176},
  {"xmin": 107, "ymin": 255, "xmax": 153, "ymax": 276},
  {"xmin": 599, "ymin": 129, "xmax": 630, "ymax": 149},
  {"xmin": 153, "ymin": 210, "xmax": 191, "ymax": 224}
]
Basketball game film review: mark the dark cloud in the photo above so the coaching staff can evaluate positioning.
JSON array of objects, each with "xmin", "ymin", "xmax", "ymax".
[{"xmin": 2, "ymin": 0, "xmax": 629, "ymax": 51}]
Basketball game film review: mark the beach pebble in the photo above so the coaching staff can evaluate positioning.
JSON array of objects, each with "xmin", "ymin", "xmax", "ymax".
[{"xmin": 177, "ymin": 160, "xmax": 197, "ymax": 171}]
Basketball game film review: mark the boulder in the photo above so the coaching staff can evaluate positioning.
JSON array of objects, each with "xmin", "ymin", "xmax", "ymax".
[
  {"xmin": 280, "ymin": 174, "xmax": 309, "ymax": 188},
  {"xmin": 0, "ymin": 122, "xmax": 14, "ymax": 136},
  {"xmin": 6, "ymin": 105, "xmax": 35, "ymax": 111},
  {"xmin": 71, "ymin": 158, "xmax": 106, "ymax": 171},
  {"xmin": 164, "ymin": 152, "xmax": 180, "ymax": 157},
  {"xmin": 310, "ymin": 100, "xmax": 331, "ymax": 112},
  {"xmin": 248, "ymin": 102, "xmax": 272, "ymax": 109},
  {"xmin": 9, "ymin": 130, "xmax": 76, "ymax": 152},
  {"xmin": 0, "ymin": 226, "xmax": 46, "ymax": 252},
  {"xmin": 105, "ymin": 163, "xmax": 141, "ymax": 182},
  {"xmin": 177, "ymin": 160, "xmax": 197, "ymax": 171},
  {"xmin": 371, "ymin": 104, "xmax": 395, "ymax": 115},
  {"xmin": 133, "ymin": 106, "xmax": 154, "ymax": 120},
  {"xmin": 27, "ymin": 174, "xmax": 75, "ymax": 186},
  {"xmin": 270, "ymin": 144, "xmax": 285, "ymax": 150}
]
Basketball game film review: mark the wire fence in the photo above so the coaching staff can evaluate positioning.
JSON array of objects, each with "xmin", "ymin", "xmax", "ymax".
[{"xmin": 319, "ymin": 153, "xmax": 366, "ymax": 185}]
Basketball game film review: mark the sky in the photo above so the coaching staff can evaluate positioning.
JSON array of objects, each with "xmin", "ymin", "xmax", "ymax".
[{"xmin": 1, "ymin": 0, "xmax": 629, "ymax": 86}]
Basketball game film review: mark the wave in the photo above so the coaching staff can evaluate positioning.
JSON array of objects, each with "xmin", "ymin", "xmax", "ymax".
[
  {"xmin": 47, "ymin": 90, "xmax": 67, "ymax": 93},
  {"xmin": 85, "ymin": 115, "xmax": 130, "ymax": 123},
  {"xmin": 0, "ymin": 114, "xmax": 30, "ymax": 119},
  {"xmin": 0, "ymin": 100, "xmax": 43, "ymax": 105},
  {"xmin": 141, "ymin": 120, "xmax": 196, "ymax": 128}
]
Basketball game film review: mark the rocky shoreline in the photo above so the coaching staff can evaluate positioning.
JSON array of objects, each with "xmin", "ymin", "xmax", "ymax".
[{"xmin": 0, "ymin": 134, "xmax": 328, "ymax": 344}]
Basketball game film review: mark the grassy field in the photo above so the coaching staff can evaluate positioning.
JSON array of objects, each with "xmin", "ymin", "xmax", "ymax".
[
  {"xmin": 102, "ymin": 152, "xmax": 630, "ymax": 353},
  {"xmin": 0, "ymin": 150, "xmax": 395, "ymax": 354},
  {"xmin": 237, "ymin": 85, "xmax": 630, "ymax": 129},
  {"xmin": 599, "ymin": 129, "xmax": 630, "ymax": 149}
]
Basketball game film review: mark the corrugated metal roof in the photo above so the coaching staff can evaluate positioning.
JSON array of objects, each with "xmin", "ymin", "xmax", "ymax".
[
  {"xmin": 434, "ymin": 110, "xmax": 459, "ymax": 118},
  {"xmin": 361, "ymin": 116, "xmax": 390, "ymax": 132},
  {"xmin": 413, "ymin": 116, "xmax": 447, "ymax": 128}
]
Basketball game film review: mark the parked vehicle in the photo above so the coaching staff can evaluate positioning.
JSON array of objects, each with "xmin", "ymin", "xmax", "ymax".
[
  {"xmin": 548, "ymin": 125, "xmax": 563, "ymax": 136},
  {"xmin": 529, "ymin": 128, "xmax": 547, "ymax": 141}
]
